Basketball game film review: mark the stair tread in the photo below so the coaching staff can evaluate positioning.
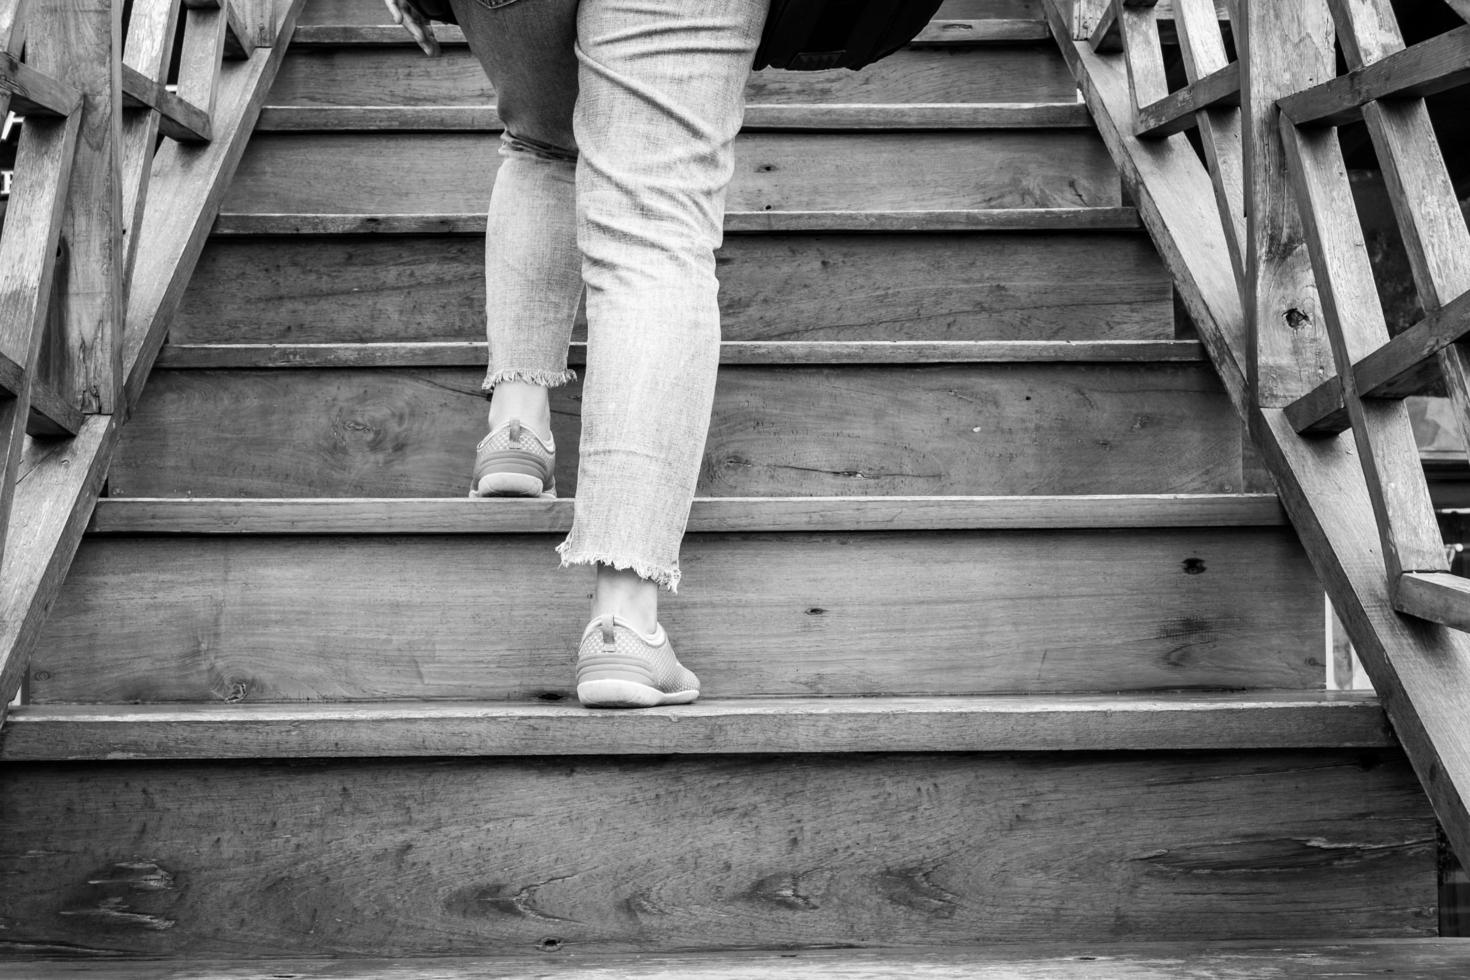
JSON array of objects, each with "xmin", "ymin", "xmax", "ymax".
[
  {"xmin": 87, "ymin": 494, "xmax": 1289, "ymax": 534},
  {"xmin": 155, "ymin": 339, "xmax": 1208, "ymax": 369},
  {"xmin": 0, "ymin": 692, "xmax": 1390, "ymax": 761},
  {"xmin": 289, "ymin": 19, "xmax": 1052, "ymax": 48},
  {"xmin": 2, "ymin": 940, "xmax": 1466, "ymax": 978},
  {"xmin": 256, "ymin": 103, "xmax": 1093, "ymax": 132},
  {"xmin": 211, "ymin": 207, "xmax": 1144, "ymax": 235}
]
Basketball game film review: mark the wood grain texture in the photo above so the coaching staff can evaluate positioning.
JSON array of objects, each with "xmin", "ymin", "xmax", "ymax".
[
  {"xmin": 31, "ymin": 524, "xmax": 1322, "ymax": 702},
  {"xmin": 118, "ymin": 0, "xmax": 184, "ymax": 288},
  {"xmin": 0, "ymin": 693, "xmax": 1392, "ymax": 761},
  {"xmin": 83, "ymin": 494, "xmax": 1291, "ymax": 535},
  {"xmin": 28, "ymin": 0, "xmax": 125, "ymax": 415},
  {"xmin": 1395, "ymin": 571, "xmax": 1470, "ymax": 632},
  {"xmin": 120, "ymin": 64, "xmax": 211, "ymax": 142},
  {"xmin": 1278, "ymin": 25, "xmax": 1470, "ymax": 127},
  {"xmin": 0, "ymin": 751, "xmax": 1433, "ymax": 953},
  {"xmin": 210, "ymin": 208, "xmax": 1145, "ymax": 235},
  {"xmin": 4, "ymin": 942, "xmax": 1470, "ymax": 980},
  {"xmin": 108, "ymin": 364, "xmax": 1243, "ymax": 498},
  {"xmin": 254, "ymin": 103, "xmax": 1095, "ymax": 132},
  {"xmin": 267, "ymin": 46, "xmax": 1080, "ymax": 108},
  {"xmin": 154, "ymin": 340, "xmax": 1206, "ymax": 369},
  {"xmin": 175, "ymin": 231, "xmax": 1170, "ymax": 345},
  {"xmin": 0, "ymin": 51, "xmax": 81, "ymax": 116},
  {"xmin": 1135, "ymin": 61, "xmax": 1239, "ymax": 139},
  {"xmin": 220, "ymin": 132, "xmax": 1122, "ymax": 215}
]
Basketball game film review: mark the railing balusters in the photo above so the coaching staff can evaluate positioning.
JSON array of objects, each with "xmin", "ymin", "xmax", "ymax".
[{"xmin": 119, "ymin": 0, "xmax": 184, "ymax": 291}]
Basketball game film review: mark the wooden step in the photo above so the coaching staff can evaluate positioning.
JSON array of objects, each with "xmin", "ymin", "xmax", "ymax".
[
  {"xmin": 111, "ymin": 357, "xmax": 1243, "ymax": 498},
  {"xmin": 220, "ymin": 131, "xmax": 1121, "ymax": 215},
  {"xmin": 257, "ymin": 103, "xmax": 1096, "ymax": 132},
  {"xmin": 30, "ymin": 496, "xmax": 1323, "ymax": 703},
  {"xmin": 0, "ymin": 748, "xmax": 1432, "ymax": 953},
  {"xmin": 0, "ymin": 692, "xmax": 1392, "ymax": 760},
  {"xmin": 181, "ymin": 211, "xmax": 1171, "ymax": 346},
  {"xmin": 3, "ymin": 941, "xmax": 1470, "ymax": 979}
]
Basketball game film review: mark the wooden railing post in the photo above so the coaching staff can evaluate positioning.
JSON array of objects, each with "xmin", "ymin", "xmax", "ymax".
[
  {"xmin": 27, "ymin": 0, "xmax": 124, "ymax": 417},
  {"xmin": 1240, "ymin": 0, "xmax": 1335, "ymax": 421}
]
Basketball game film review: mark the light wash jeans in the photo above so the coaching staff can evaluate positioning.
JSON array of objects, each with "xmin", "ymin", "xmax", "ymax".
[{"xmin": 447, "ymin": 0, "xmax": 769, "ymax": 593}]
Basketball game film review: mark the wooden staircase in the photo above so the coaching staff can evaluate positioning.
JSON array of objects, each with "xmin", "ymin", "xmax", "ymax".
[{"xmin": 1, "ymin": 0, "xmax": 1468, "ymax": 974}]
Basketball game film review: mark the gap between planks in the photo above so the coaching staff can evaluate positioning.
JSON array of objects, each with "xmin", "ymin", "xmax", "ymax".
[
  {"xmin": 255, "ymin": 103, "xmax": 1094, "ymax": 132},
  {"xmin": 0, "ymin": 692, "xmax": 1391, "ymax": 761},
  {"xmin": 86, "ymin": 494, "xmax": 1290, "ymax": 535},
  {"xmin": 154, "ymin": 339, "xmax": 1207, "ymax": 370},
  {"xmin": 210, "ymin": 207, "xmax": 1144, "ymax": 236}
]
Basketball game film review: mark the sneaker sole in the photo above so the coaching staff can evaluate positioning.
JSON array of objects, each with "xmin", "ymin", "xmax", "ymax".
[
  {"xmin": 472, "ymin": 472, "xmax": 548, "ymax": 497},
  {"xmin": 577, "ymin": 678, "xmax": 699, "ymax": 709}
]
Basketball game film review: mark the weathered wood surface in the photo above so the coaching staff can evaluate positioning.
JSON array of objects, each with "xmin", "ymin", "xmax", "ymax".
[
  {"xmin": 221, "ymin": 132, "xmax": 1122, "ymax": 214},
  {"xmin": 1135, "ymin": 62, "xmax": 1240, "ymax": 139},
  {"xmin": 0, "ymin": 751, "xmax": 1433, "ymax": 954},
  {"xmin": 1278, "ymin": 25, "xmax": 1470, "ymax": 127},
  {"xmin": 155, "ymin": 340, "xmax": 1207, "ymax": 369},
  {"xmin": 109, "ymin": 364, "xmax": 1243, "ymax": 498},
  {"xmin": 4, "ymin": 942, "xmax": 1470, "ymax": 980},
  {"xmin": 121, "ymin": 0, "xmax": 307, "ymax": 410},
  {"xmin": 1396, "ymin": 571, "xmax": 1470, "ymax": 632},
  {"xmin": 29, "ymin": 0, "xmax": 124, "ymax": 415},
  {"xmin": 84, "ymin": 494, "xmax": 1290, "ymax": 535},
  {"xmin": 269, "ymin": 46, "xmax": 1081, "ymax": 108},
  {"xmin": 119, "ymin": 64, "xmax": 211, "ymax": 142},
  {"xmin": 31, "ymin": 525, "xmax": 1322, "ymax": 702},
  {"xmin": 255, "ymin": 103, "xmax": 1096, "ymax": 132},
  {"xmin": 119, "ymin": 0, "xmax": 184, "ymax": 286},
  {"xmin": 0, "ymin": 50, "xmax": 82, "ymax": 116},
  {"xmin": 175, "ymin": 232, "xmax": 1169, "ymax": 344},
  {"xmin": 1043, "ymin": 0, "xmax": 1470, "ymax": 875},
  {"xmin": 211, "ymin": 208, "xmax": 1145, "ymax": 235},
  {"xmin": 0, "ymin": 693, "xmax": 1392, "ymax": 761}
]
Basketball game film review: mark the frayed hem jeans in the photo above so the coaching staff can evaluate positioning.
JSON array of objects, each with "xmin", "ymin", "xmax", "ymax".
[{"xmin": 447, "ymin": 0, "xmax": 769, "ymax": 593}]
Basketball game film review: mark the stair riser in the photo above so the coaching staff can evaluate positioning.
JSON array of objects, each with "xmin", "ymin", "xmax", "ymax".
[
  {"xmin": 32, "ymin": 527, "xmax": 1322, "ymax": 703},
  {"xmin": 176, "ymin": 232, "xmax": 1173, "ymax": 346},
  {"xmin": 271, "ymin": 46, "xmax": 1079, "ymax": 108},
  {"xmin": 222, "ymin": 132, "xmax": 1121, "ymax": 215},
  {"xmin": 110, "ymin": 364, "xmax": 1243, "ymax": 498},
  {"xmin": 0, "ymin": 752, "xmax": 1432, "ymax": 955}
]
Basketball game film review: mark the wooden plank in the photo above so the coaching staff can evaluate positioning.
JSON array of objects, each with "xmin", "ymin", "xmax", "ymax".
[
  {"xmin": 210, "ymin": 207, "xmax": 1146, "ymax": 235},
  {"xmin": 119, "ymin": 0, "xmax": 184, "ymax": 289},
  {"xmin": 179, "ymin": 3, "xmax": 229, "ymax": 124},
  {"xmin": 33, "ymin": 523, "xmax": 1322, "ymax": 702},
  {"xmin": 1396, "ymin": 571, "xmax": 1470, "ymax": 632},
  {"xmin": 188, "ymin": 0, "xmax": 261, "ymax": 58},
  {"xmin": 1135, "ymin": 61, "xmax": 1240, "ymax": 139},
  {"xmin": 122, "ymin": 0, "xmax": 308, "ymax": 410},
  {"xmin": 1241, "ymin": 0, "xmax": 1335, "ymax": 411},
  {"xmin": 255, "ymin": 103, "xmax": 1097, "ymax": 132},
  {"xmin": 119, "ymin": 64, "xmax": 212, "ymax": 142},
  {"xmin": 1328, "ymin": 0, "xmax": 1470, "ymax": 489},
  {"xmin": 286, "ymin": 19, "xmax": 1052, "ymax": 48},
  {"xmin": 1043, "ymin": 1, "xmax": 1248, "ymax": 417},
  {"xmin": 1278, "ymin": 26, "xmax": 1470, "ymax": 127},
  {"xmin": 221, "ymin": 131, "xmax": 1122, "ymax": 215},
  {"xmin": 1286, "ymin": 288, "xmax": 1470, "ymax": 436},
  {"xmin": 28, "ymin": 0, "xmax": 125, "ymax": 415},
  {"xmin": 1279, "ymin": 120, "xmax": 1445, "ymax": 579},
  {"xmin": 154, "ymin": 340, "xmax": 1208, "ymax": 369},
  {"xmin": 1117, "ymin": 0, "xmax": 1169, "ymax": 113},
  {"xmin": 4, "ymin": 942, "xmax": 1470, "ymax": 980},
  {"xmin": 84, "ymin": 494, "xmax": 1291, "ymax": 535},
  {"xmin": 0, "ymin": 693, "xmax": 1392, "ymax": 761},
  {"xmin": 0, "ymin": 752, "xmax": 1431, "ymax": 953},
  {"xmin": 1172, "ymin": 0, "xmax": 1245, "ymax": 286},
  {"xmin": 0, "ymin": 111, "xmax": 80, "ymax": 568},
  {"xmin": 1088, "ymin": 2, "xmax": 1120, "ymax": 52},
  {"xmin": 0, "ymin": 51, "xmax": 81, "ymax": 116},
  {"xmin": 0, "ymin": 417, "xmax": 114, "ymax": 723},
  {"xmin": 109, "ymin": 363, "xmax": 1244, "ymax": 498},
  {"xmin": 178, "ymin": 230, "xmax": 1170, "ymax": 346},
  {"xmin": 268, "ymin": 47, "xmax": 1083, "ymax": 108},
  {"xmin": 1047, "ymin": 0, "xmax": 1470, "ymax": 874}
]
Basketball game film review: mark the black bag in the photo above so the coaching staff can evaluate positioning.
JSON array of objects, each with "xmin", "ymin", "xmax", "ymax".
[{"xmin": 754, "ymin": 0, "xmax": 947, "ymax": 71}]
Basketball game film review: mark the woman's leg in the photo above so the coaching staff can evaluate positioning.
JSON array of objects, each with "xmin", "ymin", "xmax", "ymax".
[
  {"xmin": 450, "ymin": 0, "xmax": 582, "ymax": 448},
  {"xmin": 558, "ymin": 0, "xmax": 769, "ymax": 613}
]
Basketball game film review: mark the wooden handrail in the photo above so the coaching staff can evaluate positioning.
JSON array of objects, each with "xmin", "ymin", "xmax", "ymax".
[
  {"xmin": 1046, "ymin": 0, "xmax": 1470, "ymax": 870},
  {"xmin": 0, "ymin": 0, "xmax": 302, "ymax": 722}
]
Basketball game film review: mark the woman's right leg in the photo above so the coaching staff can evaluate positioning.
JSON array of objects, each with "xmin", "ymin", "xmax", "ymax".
[{"xmin": 451, "ymin": 0, "xmax": 582, "ymax": 454}]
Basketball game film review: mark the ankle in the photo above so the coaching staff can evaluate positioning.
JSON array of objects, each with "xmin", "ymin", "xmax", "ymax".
[
  {"xmin": 487, "ymin": 382, "xmax": 552, "ymax": 440},
  {"xmin": 591, "ymin": 566, "xmax": 659, "ymax": 635}
]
